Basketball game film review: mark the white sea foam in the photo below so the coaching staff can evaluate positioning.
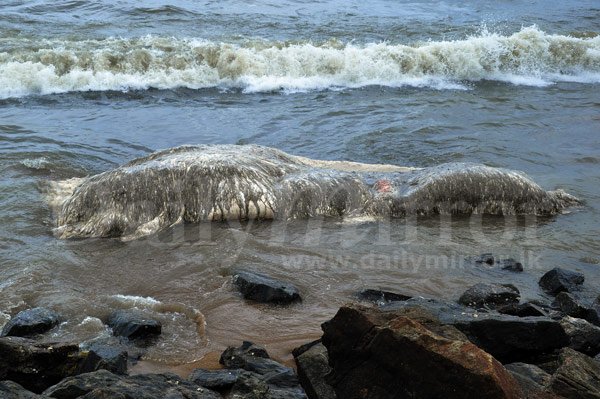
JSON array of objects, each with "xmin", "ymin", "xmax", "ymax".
[{"xmin": 1, "ymin": 26, "xmax": 598, "ymax": 97}]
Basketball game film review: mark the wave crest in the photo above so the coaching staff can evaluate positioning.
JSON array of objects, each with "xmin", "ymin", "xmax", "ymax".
[{"xmin": 2, "ymin": 26, "xmax": 599, "ymax": 97}]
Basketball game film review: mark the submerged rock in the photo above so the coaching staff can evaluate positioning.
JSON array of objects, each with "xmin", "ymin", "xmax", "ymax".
[
  {"xmin": 357, "ymin": 288, "xmax": 411, "ymax": 304},
  {"xmin": 107, "ymin": 310, "xmax": 162, "ymax": 340},
  {"xmin": 54, "ymin": 145, "xmax": 581, "ymax": 240},
  {"xmin": 538, "ymin": 268, "xmax": 584, "ymax": 296},
  {"xmin": 500, "ymin": 259, "xmax": 524, "ymax": 272},
  {"xmin": 1, "ymin": 307, "xmax": 61, "ymax": 337},
  {"xmin": 458, "ymin": 283, "xmax": 520, "ymax": 309},
  {"xmin": 42, "ymin": 369, "xmax": 222, "ymax": 399},
  {"xmin": 233, "ymin": 271, "xmax": 301, "ymax": 304},
  {"xmin": 321, "ymin": 304, "xmax": 523, "ymax": 399},
  {"xmin": 546, "ymin": 348, "xmax": 600, "ymax": 399}
]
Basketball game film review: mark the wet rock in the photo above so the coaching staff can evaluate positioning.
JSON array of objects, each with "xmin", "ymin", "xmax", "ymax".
[
  {"xmin": 559, "ymin": 316, "xmax": 600, "ymax": 357},
  {"xmin": 229, "ymin": 371, "xmax": 306, "ymax": 399},
  {"xmin": 0, "ymin": 336, "xmax": 80, "ymax": 393},
  {"xmin": 107, "ymin": 310, "xmax": 162, "ymax": 340},
  {"xmin": 42, "ymin": 369, "xmax": 222, "ymax": 399},
  {"xmin": 585, "ymin": 295, "xmax": 600, "ymax": 327},
  {"xmin": 220, "ymin": 341, "xmax": 270, "ymax": 369},
  {"xmin": 78, "ymin": 337, "xmax": 129, "ymax": 374},
  {"xmin": 458, "ymin": 283, "xmax": 520, "ymax": 309},
  {"xmin": 0, "ymin": 381, "xmax": 41, "ymax": 399},
  {"xmin": 1, "ymin": 307, "xmax": 61, "ymax": 337},
  {"xmin": 474, "ymin": 253, "xmax": 495, "ymax": 265},
  {"xmin": 357, "ymin": 289, "xmax": 411, "ymax": 304},
  {"xmin": 382, "ymin": 297, "xmax": 568, "ymax": 364},
  {"xmin": 552, "ymin": 292, "xmax": 589, "ymax": 318},
  {"xmin": 538, "ymin": 268, "xmax": 584, "ymax": 296},
  {"xmin": 504, "ymin": 363, "xmax": 550, "ymax": 395},
  {"xmin": 233, "ymin": 272, "xmax": 301, "ymax": 304},
  {"xmin": 293, "ymin": 342, "xmax": 336, "ymax": 399},
  {"xmin": 546, "ymin": 348, "xmax": 600, "ymax": 399},
  {"xmin": 501, "ymin": 259, "xmax": 524, "ymax": 272},
  {"xmin": 498, "ymin": 302, "xmax": 547, "ymax": 317},
  {"xmin": 321, "ymin": 303, "xmax": 523, "ymax": 399},
  {"xmin": 189, "ymin": 369, "xmax": 242, "ymax": 391},
  {"xmin": 292, "ymin": 339, "xmax": 322, "ymax": 358}
]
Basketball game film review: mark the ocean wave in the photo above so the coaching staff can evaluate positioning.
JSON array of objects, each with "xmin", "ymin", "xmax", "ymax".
[{"xmin": 1, "ymin": 26, "xmax": 599, "ymax": 97}]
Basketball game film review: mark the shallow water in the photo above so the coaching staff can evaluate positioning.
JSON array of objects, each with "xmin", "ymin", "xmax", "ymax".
[{"xmin": 0, "ymin": 0, "xmax": 599, "ymax": 370}]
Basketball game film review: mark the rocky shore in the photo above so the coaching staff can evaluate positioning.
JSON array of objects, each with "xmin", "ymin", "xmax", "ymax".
[{"xmin": 2, "ymin": 261, "xmax": 600, "ymax": 398}]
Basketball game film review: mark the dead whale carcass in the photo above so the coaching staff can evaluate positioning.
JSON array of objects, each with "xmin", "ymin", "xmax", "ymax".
[{"xmin": 54, "ymin": 145, "xmax": 581, "ymax": 240}]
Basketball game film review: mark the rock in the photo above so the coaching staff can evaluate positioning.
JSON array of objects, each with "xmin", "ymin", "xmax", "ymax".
[
  {"xmin": 79, "ymin": 337, "xmax": 129, "ymax": 374},
  {"xmin": 321, "ymin": 303, "xmax": 523, "ymax": 399},
  {"xmin": 504, "ymin": 363, "xmax": 551, "ymax": 395},
  {"xmin": 220, "ymin": 341, "xmax": 270, "ymax": 369},
  {"xmin": 559, "ymin": 317, "xmax": 600, "ymax": 357},
  {"xmin": 357, "ymin": 289, "xmax": 411, "ymax": 304},
  {"xmin": 188, "ymin": 369, "xmax": 242, "ymax": 391},
  {"xmin": 233, "ymin": 272, "xmax": 301, "ymax": 304},
  {"xmin": 458, "ymin": 283, "xmax": 520, "ymax": 309},
  {"xmin": 382, "ymin": 297, "xmax": 568, "ymax": 364},
  {"xmin": 42, "ymin": 369, "xmax": 222, "ymax": 399},
  {"xmin": 1, "ymin": 307, "xmax": 61, "ymax": 337},
  {"xmin": 292, "ymin": 339, "xmax": 322, "ymax": 358},
  {"xmin": 107, "ymin": 310, "xmax": 162, "ymax": 340},
  {"xmin": 294, "ymin": 342, "xmax": 336, "ymax": 399},
  {"xmin": 0, "ymin": 336, "xmax": 81, "ymax": 393},
  {"xmin": 546, "ymin": 348, "xmax": 600, "ymax": 399},
  {"xmin": 0, "ymin": 381, "xmax": 41, "ymax": 399},
  {"xmin": 498, "ymin": 302, "xmax": 547, "ymax": 317},
  {"xmin": 586, "ymin": 296, "xmax": 600, "ymax": 327},
  {"xmin": 539, "ymin": 268, "xmax": 584, "ymax": 296},
  {"xmin": 474, "ymin": 253, "xmax": 495, "ymax": 265},
  {"xmin": 552, "ymin": 292, "xmax": 589, "ymax": 318},
  {"xmin": 501, "ymin": 259, "xmax": 524, "ymax": 272},
  {"xmin": 229, "ymin": 371, "xmax": 307, "ymax": 399}
]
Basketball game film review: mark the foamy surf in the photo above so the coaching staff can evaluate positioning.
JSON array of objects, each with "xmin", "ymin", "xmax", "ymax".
[{"xmin": 1, "ymin": 26, "xmax": 599, "ymax": 98}]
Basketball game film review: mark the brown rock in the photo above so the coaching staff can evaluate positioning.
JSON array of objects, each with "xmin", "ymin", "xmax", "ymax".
[
  {"xmin": 321, "ymin": 304, "xmax": 523, "ymax": 399},
  {"xmin": 546, "ymin": 348, "xmax": 600, "ymax": 399}
]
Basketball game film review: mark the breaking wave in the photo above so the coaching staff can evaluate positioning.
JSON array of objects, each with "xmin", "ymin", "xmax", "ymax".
[{"xmin": 1, "ymin": 26, "xmax": 599, "ymax": 97}]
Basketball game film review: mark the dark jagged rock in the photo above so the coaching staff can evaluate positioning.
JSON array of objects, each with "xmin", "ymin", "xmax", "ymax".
[
  {"xmin": 229, "ymin": 371, "xmax": 306, "ymax": 399},
  {"xmin": 293, "ymin": 342, "xmax": 336, "ymax": 399},
  {"xmin": 381, "ymin": 297, "xmax": 568, "ymax": 364},
  {"xmin": 546, "ymin": 348, "xmax": 600, "ymax": 399},
  {"xmin": 458, "ymin": 283, "xmax": 520, "ymax": 309},
  {"xmin": 504, "ymin": 363, "xmax": 550, "ymax": 396},
  {"xmin": 188, "ymin": 369, "xmax": 242, "ymax": 391},
  {"xmin": 107, "ymin": 310, "xmax": 162, "ymax": 340},
  {"xmin": 538, "ymin": 268, "xmax": 584, "ymax": 296},
  {"xmin": 559, "ymin": 316, "xmax": 600, "ymax": 357},
  {"xmin": 220, "ymin": 341, "xmax": 270, "ymax": 369},
  {"xmin": 79, "ymin": 337, "xmax": 129, "ymax": 374},
  {"xmin": 321, "ymin": 303, "xmax": 522, "ymax": 399},
  {"xmin": 0, "ymin": 381, "xmax": 41, "ymax": 399},
  {"xmin": 1, "ymin": 307, "xmax": 61, "ymax": 337},
  {"xmin": 0, "ymin": 336, "xmax": 81, "ymax": 393},
  {"xmin": 552, "ymin": 292, "xmax": 589, "ymax": 318},
  {"xmin": 474, "ymin": 253, "xmax": 495, "ymax": 265},
  {"xmin": 357, "ymin": 289, "xmax": 411, "ymax": 304},
  {"xmin": 501, "ymin": 259, "xmax": 524, "ymax": 272},
  {"xmin": 498, "ymin": 302, "xmax": 547, "ymax": 317},
  {"xmin": 233, "ymin": 272, "xmax": 301, "ymax": 304},
  {"xmin": 42, "ymin": 369, "xmax": 222, "ymax": 399}
]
